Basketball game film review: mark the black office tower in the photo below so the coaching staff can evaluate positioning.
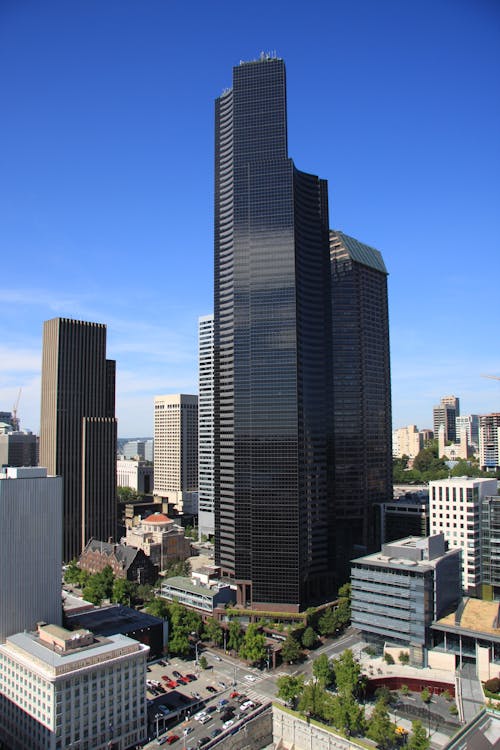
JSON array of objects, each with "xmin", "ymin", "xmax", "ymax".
[
  {"xmin": 40, "ymin": 318, "xmax": 117, "ymax": 561},
  {"xmin": 330, "ymin": 231, "xmax": 392, "ymax": 582},
  {"xmin": 214, "ymin": 56, "xmax": 334, "ymax": 612}
]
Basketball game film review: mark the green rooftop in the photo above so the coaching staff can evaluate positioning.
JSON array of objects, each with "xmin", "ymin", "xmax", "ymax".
[{"xmin": 330, "ymin": 230, "xmax": 388, "ymax": 274}]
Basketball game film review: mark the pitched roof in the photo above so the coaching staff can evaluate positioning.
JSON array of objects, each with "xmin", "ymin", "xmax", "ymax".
[{"xmin": 330, "ymin": 230, "xmax": 388, "ymax": 274}]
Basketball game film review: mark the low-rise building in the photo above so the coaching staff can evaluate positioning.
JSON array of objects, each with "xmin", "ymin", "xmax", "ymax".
[
  {"xmin": 79, "ymin": 539, "xmax": 157, "ymax": 585},
  {"xmin": 0, "ymin": 622, "xmax": 148, "ymax": 750},
  {"xmin": 125, "ymin": 512, "xmax": 191, "ymax": 571},
  {"xmin": 376, "ymin": 493, "xmax": 429, "ymax": 545},
  {"xmin": 65, "ymin": 604, "xmax": 167, "ymax": 659},
  {"xmin": 160, "ymin": 576, "xmax": 235, "ymax": 615},
  {"xmin": 351, "ymin": 534, "xmax": 461, "ymax": 666},
  {"xmin": 430, "ymin": 598, "xmax": 500, "ymax": 681},
  {"xmin": 0, "ymin": 426, "xmax": 38, "ymax": 467}
]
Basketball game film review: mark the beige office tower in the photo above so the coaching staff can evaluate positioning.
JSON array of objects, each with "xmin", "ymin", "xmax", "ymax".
[
  {"xmin": 154, "ymin": 394, "xmax": 198, "ymax": 514},
  {"xmin": 40, "ymin": 318, "xmax": 117, "ymax": 561}
]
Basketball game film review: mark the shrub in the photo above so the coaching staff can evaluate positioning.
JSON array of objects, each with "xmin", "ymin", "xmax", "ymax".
[
  {"xmin": 441, "ymin": 689, "xmax": 452, "ymax": 702},
  {"xmin": 421, "ymin": 687, "xmax": 431, "ymax": 704},
  {"xmin": 384, "ymin": 653, "xmax": 395, "ymax": 665},
  {"xmin": 398, "ymin": 651, "xmax": 409, "ymax": 664},
  {"xmin": 363, "ymin": 645, "xmax": 377, "ymax": 657},
  {"xmin": 449, "ymin": 703, "xmax": 458, "ymax": 715},
  {"xmin": 400, "ymin": 684, "xmax": 410, "ymax": 696},
  {"xmin": 485, "ymin": 677, "xmax": 500, "ymax": 694}
]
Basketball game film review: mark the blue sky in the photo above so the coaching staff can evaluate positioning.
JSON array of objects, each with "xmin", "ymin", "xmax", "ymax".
[{"xmin": 1, "ymin": 0, "xmax": 499, "ymax": 436}]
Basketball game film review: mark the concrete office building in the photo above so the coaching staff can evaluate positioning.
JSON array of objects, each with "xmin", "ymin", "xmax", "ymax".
[
  {"xmin": 479, "ymin": 413, "xmax": 500, "ymax": 471},
  {"xmin": 429, "ymin": 476, "xmax": 497, "ymax": 595},
  {"xmin": 456, "ymin": 414, "xmax": 480, "ymax": 451},
  {"xmin": 198, "ymin": 314, "xmax": 215, "ymax": 539},
  {"xmin": 392, "ymin": 425, "xmax": 422, "ymax": 460},
  {"xmin": 0, "ymin": 426, "xmax": 38, "ymax": 468},
  {"xmin": 376, "ymin": 495, "xmax": 429, "ymax": 545},
  {"xmin": 121, "ymin": 440, "xmax": 145, "ymax": 460},
  {"xmin": 40, "ymin": 318, "xmax": 117, "ymax": 561},
  {"xmin": 0, "ymin": 467, "xmax": 62, "ymax": 643},
  {"xmin": 330, "ymin": 231, "xmax": 392, "ymax": 581},
  {"xmin": 153, "ymin": 394, "xmax": 198, "ymax": 514},
  {"xmin": 0, "ymin": 623, "xmax": 148, "ymax": 750},
  {"xmin": 116, "ymin": 457, "xmax": 153, "ymax": 494},
  {"xmin": 351, "ymin": 534, "xmax": 461, "ymax": 666},
  {"xmin": 433, "ymin": 396, "xmax": 459, "ymax": 444}
]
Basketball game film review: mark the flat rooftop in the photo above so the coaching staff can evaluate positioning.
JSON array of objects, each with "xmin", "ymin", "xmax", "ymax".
[{"xmin": 435, "ymin": 598, "xmax": 500, "ymax": 637}]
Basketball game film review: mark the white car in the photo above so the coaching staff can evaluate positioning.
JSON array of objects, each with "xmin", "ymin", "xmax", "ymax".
[
  {"xmin": 194, "ymin": 711, "xmax": 207, "ymax": 721},
  {"xmin": 223, "ymin": 719, "xmax": 234, "ymax": 729},
  {"xmin": 240, "ymin": 700, "xmax": 254, "ymax": 712},
  {"xmin": 244, "ymin": 674, "xmax": 257, "ymax": 682}
]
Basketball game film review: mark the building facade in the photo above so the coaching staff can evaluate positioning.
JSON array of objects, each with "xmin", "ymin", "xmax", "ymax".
[
  {"xmin": 0, "ymin": 427, "xmax": 38, "ymax": 468},
  {"xmin": 0, "ymin": 623, "xmax": 148, "ymax": 750},
  {"xmin": 154, "ymin": 394, "xmax": 198, "ymax": 514},
  {"xmin": 198, "ymin": 314, "xmax": 215, "ymax": 539},
  {"xmin": 121, "ymin": 440, "xmax": 146, "ymax": 460},
  {"xmin": 479, "ymin": 413, "xmax": 500, "ymax": 471},
  {"xmin": 0, "ymin": 467, "xmax": 62, "ymax": 643},
  {"xmin": 456, "ymin": 414, "xmax": 480, "ymax": 451},
  {"xmin": 351, "ymin": 535, "xmax": 461, "ymax": 666},
  {"xmin": 480, "ymin": 495, "xmax": 500, "ymax": 600},
  {"xmin": 429, "ymin": 476, "xmax": 497, "ymax": 595},
  {"xmin": 330, "ymin": 230, "xmax": 392, "ymax": 581},
  {"xmin": 79, "ymin": 539, "xmax": 157, "ymax": 585},
  {"xmin": 376, "ymin": 495, "xmax": 429, "ymax": 545},
  {"xmin": 125, "ymin": 512, "xmax": 191, "ymax": 571},
  {"xmin": 392, "ymin": 425, "xmax": 422, "ymax": 460},
  {"xmin": 116, "ymin": 457, "xmax": 153, "ymax": 494},
  {"xmin": 214, "ymin": 55, "xmax": 334, "ymax": 612},
  {"xmin": 39, "ymin": 318, "xmax": 117, "ymax": 561},
  {"xmin": 433, "ymin": 396, "xmax": 459, "ymax": 444}
]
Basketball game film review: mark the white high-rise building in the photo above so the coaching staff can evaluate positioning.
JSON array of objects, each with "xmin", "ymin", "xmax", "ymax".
[
  {"xmin": 479, "ymin": 414, "xmax": 500, "ymax": 471},
  {"xmin": 198, "ymin": 314, "xmax": 214, "ymax": 539},
  {"xmin": 429, "ymin": 476, "xmax": 497, "ymax": 595},
  {"xmin": 154, "ymin": 394, "xmax": 198, "ymax": 514},
  {"xmin": 0, "ymin": 623, "xmax": 148, "ymax": 750},
  {"xmin": 392, "ymin": 425, "xmax": 422, "ymax": 459},
  {"xmin": 0, "ymin": 467, "xmax": 62, "ymax": 643}
]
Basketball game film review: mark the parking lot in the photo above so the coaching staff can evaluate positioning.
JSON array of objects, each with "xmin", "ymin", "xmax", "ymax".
[{"xmin": 145, "ymin": 653, "xmax": 267, "ymax": 748}]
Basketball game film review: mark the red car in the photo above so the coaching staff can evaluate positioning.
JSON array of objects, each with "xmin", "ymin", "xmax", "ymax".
[
  {"xmin": 166, "ymin": 735, "xmax": 179, "ymax": 745},
  {"xmin": 230, "ymin": 691, "xmax": 239, "ymax": 699},
  {"xmin": 179, "ymin": 675, "xmax": 190, "ymax": 684}
]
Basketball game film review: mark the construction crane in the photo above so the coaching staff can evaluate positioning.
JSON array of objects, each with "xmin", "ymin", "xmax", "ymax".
[
  {"xmin": 11, "ymin": 388, "xmax": 21, "ymax": 431},
  {"xmin": 481, "ymin": 374, "xmax": 500, "ymax": 382}
]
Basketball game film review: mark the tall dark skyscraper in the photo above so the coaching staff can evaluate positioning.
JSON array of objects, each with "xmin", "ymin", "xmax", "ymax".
[
  {"xmin": 330, "ymin": 231, "xmax": 392, "ymax": 583},
  {"xmin": 214, "ymin": 56, "xmax": 334, "ymax": 612},
  {"xmin": 40, "ymin": 318, "xmax": 117, "ymax": 561},
  {"xmin": 213, "ymin": 56, "xmax": 392, "ymax": 612}
]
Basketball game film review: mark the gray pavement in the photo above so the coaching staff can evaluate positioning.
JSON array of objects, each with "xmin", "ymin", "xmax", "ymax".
[{"xmin": 457, "ymin": 664, "xmax": 485, "ymax": 724}]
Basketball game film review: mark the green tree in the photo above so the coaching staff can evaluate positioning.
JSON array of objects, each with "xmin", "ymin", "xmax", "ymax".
[
  {"xmin": 82, "ymin": 577, "xmax": 106, "ymax": 606},
  {"xmin": 332, "ymin": 649, "xmax": 361, "ymax": 698},
  {"xmin": 169, "ymin": 629, "xmax": 191, "ymax": 657},
  {"xmin": 145, "ymin": 597, "xmax": 169, "ymax": 618},
  {"xmin": 203, "ymin": 617, "xmax": 224, "ymax": 646},
  {"xmin": 312, "ymin": 653, "xmax": 334, "ymax": 687},
  {"xmin": 64, "ymin": 559, "xmax": 81, "ymax": 584},
  {"xmin": 96, "ymin": 565, "xmax": 114, "ymax": 598},
  {"xmin": 301, "ymin": 627, "xmax": 318, "ymax": 649},
  {"xmin": 407, "ymin": 720, "xmax": 430, "ymax": 750},
  {"xmin": 420, "ymin": 687, "xmax": 431, "ymax": 704},
  {"xmin": 326, "ymin": 694, "xmax": 365, "ymax": 736},
  {"xmin": 337, "ymin": 582, "xmax": 351, "ymax": 600},
  {"xmin": 227, "ymin": 620, "xmax": 243, "ymax": 652},
  {"xmin": 280, "ymin": 633, "xmax": 302, "ymax": 663},
  {"xmin": 112, "ymin": 577, "xmax": 136, "ymax": 605},
  {"xmin": 198, "ymin": 655, "xmax": 208, "ymax": 670},
  {"xmin": 276, "ymin": 674, "xmax": 305, "ymax": 707},
  {"xmin": 318, "ymin": 607, "xmax": 337, "ymax": 636},
  {"xmin": 367, "ymin": 698, "xmax": 398, "ymax": 749},
  {"xmin": 117, "ymin": 486, "xmax": 139, "ymax": 503},
  {"xmin": 398, "ymin": 651, "xmax": 409, "ymax": 664},
  {"xmin": 298, "ymin": 680, "xmax": 325, "ymax": 718},
  {"xmin": 239, "ymin": 623, "xmax": 266, "ymax": 664}
]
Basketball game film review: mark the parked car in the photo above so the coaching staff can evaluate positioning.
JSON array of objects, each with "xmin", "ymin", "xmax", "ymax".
[
  {"xmin": 218, "ymin": 681, "xmax": 227, "ymax": 688},
  {"xmin": 166, "ymin": 735, "xmax": 179, "ymax": 745},
  {"xmin": 186, "ymin": 673, "xmax": 196, "ymax": 681},
  {"xmin": 199, "ymin": 714, "xmax": 212, "ymax": 725},
  {"xmin": 173, "ymin": 670, "xmax": 182, "ymax": 678},
  {"xmin": 194, "ymin": 711, "xmax": 207, "ymax": 721},
  {"xmin": 211, "ymin": 728, "xmax": 221, "ymax": 738},
  {"xmin": 230, "ymin": 691, "xmax": 239, "ymax": 699},
  {"xmin": 206, "ymin": 685, "xmax": 216, "ymax": 693},
  {"xmin": 223, "ymin": 719, "xmax": 234, "ymax": 729}
]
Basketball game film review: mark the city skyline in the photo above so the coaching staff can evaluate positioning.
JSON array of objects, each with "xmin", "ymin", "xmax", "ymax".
[{"xmin": 1, "ymin": 1, "xmax": 499, "ymax": 437}]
